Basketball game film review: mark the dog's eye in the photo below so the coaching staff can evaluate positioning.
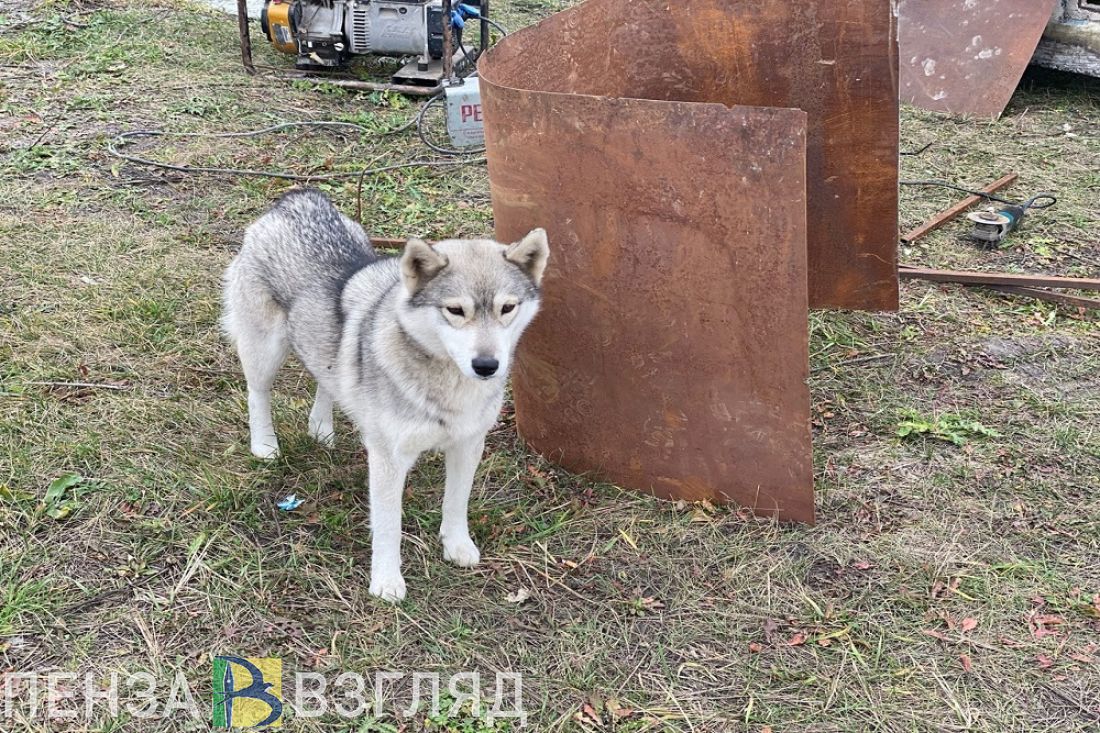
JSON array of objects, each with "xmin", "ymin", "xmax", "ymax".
[
  {"xmin": 445, "ymin": 306, "xmax": 465, "ymax": 317},
  {"xmin": 501, "ymin": 303, "xmax": 516, "ymax": 315}
]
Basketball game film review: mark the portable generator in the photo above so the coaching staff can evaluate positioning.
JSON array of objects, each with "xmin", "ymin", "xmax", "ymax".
[
  {"xmin": 241, "ymin": 0, "xmax": 492, "ymax": 147},
  {"xmin": 260, "ymin": 0, "xmax": 477, "ymax": 72}
]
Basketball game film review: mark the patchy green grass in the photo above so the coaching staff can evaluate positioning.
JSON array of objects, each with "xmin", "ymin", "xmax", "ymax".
[{"xmin": 1, "ymin": 1, "xmax": 1099, "ymax": 731}]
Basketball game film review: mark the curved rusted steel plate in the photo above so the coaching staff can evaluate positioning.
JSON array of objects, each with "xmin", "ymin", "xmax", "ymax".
[
  {"xmin": 899, "ymin": 0, "xmax": 1056, "ymax": 119},
  {"xmin": 480, "ymin": 0, "xmax": 899, "ymax": 311},
  {"xmin": 481, "ymin": 87, "xmax": 815, "ymax": 522}
]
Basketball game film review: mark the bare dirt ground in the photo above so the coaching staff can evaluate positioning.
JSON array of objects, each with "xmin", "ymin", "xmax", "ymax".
[{"xmin": 1, "ymin": 1, "xmax": 1099, "ymax": 731}]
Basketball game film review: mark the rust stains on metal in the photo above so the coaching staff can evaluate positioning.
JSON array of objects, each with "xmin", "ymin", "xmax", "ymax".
[
  {"xmin": 478, "ymin": 0, "xmax": 900, "ymax": 521},
  {"xmin": 482, "ymin": 89, "xmax": 815, "ymax": 522},
  {"xmin": 481, "ymin": 0, "xmax": 899, "ymax": 311},
  {"xmin": 899, "ymin": 0, "xmax": 1057, "ymax": 119}
]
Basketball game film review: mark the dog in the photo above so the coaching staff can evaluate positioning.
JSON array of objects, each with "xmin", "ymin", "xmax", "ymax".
[{"xmin": 221, "ymin": 188, "xmax": 549, "ymax": 601}]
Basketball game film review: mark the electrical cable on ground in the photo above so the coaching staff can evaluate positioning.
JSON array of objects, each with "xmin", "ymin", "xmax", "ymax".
[
  {"xmin": 900, "ymin": 179, "xmax": 1057, "ymax": 211},
  {"xmin": 106, "ymin": 117, "xmax": 479, "ymax": 180},
  {"xmin": 900, "ymin": 141, "xmax": 933, "ymax": 156}
]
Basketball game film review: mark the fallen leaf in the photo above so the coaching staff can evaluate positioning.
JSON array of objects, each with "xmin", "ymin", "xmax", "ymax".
[
  {"xmin": 748, "ymin": 642, "xmax": 763, "ymax": 653},
  {"xmin": 852, "ymin": 560, "xmax": 874, "ymax": 570},
  {"xmin": 506, "ymin": 587, "xmax": 532, "ymax": 604},
  {"xmin": 959, "ymin": 653, "xmax": 972, "ymax": 672},
  {"xmin": 787, "ymin": 633, "xmax": 807, "ymax": 647},
  {"xmin": 575, "ymin": 702, "xmax": 603, "ymax": 727},
  {"xmin": 45, "ymin": 474, "xmax": 81, "ymax": 503},
  {"xmin": 1036, "ymin": 654, "xmax": 1054, "ymax": 670},
  {"xmin": 644, "ymin": 596, "xmax": 665, "ymax": 611},
  {"xmin": 961, "ymin": 617, "xmax": 978, "ymax": 632},
  {"xmin": 1029, "ymin": 613, "xmax": 1065, "ymax": 639},
  {"xmin": 763, "ymin": 618, "xmax": 779, "ymax": 643},
  {"xmin": 605, "ymin": 698, "xmax": 634, "ymax": 720}
]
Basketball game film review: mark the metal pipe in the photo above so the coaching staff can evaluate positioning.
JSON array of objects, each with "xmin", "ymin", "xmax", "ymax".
[
  {"xmin": 238, "ymin": 0, "xmax": 255, "ymax": 75},
  {"xmin": 480, "ymin": 0, "xmax": 490, "ymax": 54},
  {"xmin": 442, "ymin": 0, "xmax": 455, "ymax": 84}
]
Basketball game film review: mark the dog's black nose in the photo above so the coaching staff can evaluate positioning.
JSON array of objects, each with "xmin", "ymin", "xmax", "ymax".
[{"xmin": 472, "ymin": 357, "xmax": 499, "ymax": 377}]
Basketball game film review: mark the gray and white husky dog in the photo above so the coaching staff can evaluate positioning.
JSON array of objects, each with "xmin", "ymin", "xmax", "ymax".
[{"xmin": 222, "ymin": 189, "xmax": 549, "ymax": 602}]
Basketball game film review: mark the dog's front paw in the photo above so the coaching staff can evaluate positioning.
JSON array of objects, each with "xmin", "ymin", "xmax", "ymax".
[
  {"xmin": 250, "ymin": 438, "xmax": 281, "ymax": 460},
  {"xmin": 308, "ymin": 420, "xmax": 335, "ymax": 448},
  {"xmin": 442, "ymin": 534, "xmax": 481, "ymax": 568},
  {"xmin": 369, "ymin": 570, "xmax": 407, "ymax": 603}
]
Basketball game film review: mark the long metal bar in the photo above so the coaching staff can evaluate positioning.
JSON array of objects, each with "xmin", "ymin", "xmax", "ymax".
[
  {"xmin": 369, "ymin": 236, "xmax": 408, "ymax": 248},
  {"xmin": 480, "ymin": 0, "xmax": 490, "ymax": 53},
  {"xmin": 442, "ymin": 0, "xmax": 455, "ymax": 83},
  {"xmin": 237, "ymin": 0, "xmax": 255, "ymax": 75},
  {"xmin": 900, "ymin": 173, "xmax": 1018, "ymax": 243},
  {"xmin": 899, "ymin": 265, "xmax": 1100, "ymax": 291},
  {"xmin": 986, "ymin": 285, "xmax": 1100, "ymax": 310}
]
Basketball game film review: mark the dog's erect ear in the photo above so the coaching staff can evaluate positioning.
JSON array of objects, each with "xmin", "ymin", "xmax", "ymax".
[
  {"xmin": 401, "ymin": 238, "xmax": 448, "ymax": 294},
  {"xmin": 504, "ymin": 228, "xmax": 550, "ymax": 285}
]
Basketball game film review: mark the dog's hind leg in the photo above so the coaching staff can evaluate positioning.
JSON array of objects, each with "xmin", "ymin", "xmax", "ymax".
[
  {"xmin": 237, "ymin": 323, "xmax": 289, "ymax": 460},
  {"xmin": 440, "ymin": 436, "xmax": 484, "ymax": 568},
  {"xmin": 308, "ymin": 385, "xmax": 335, "ymax": 447},
  {"xmin": 223, "ymin": 262, "xmax": 290, "ymax": 460}
]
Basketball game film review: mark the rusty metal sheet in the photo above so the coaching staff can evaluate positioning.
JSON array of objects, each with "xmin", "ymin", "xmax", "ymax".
[
  {"xmin": 479, "ymin": 0, "xmax": 900, "ymax": 520},
  {"xmin": 481, "ymin": 88, "xmax": 815, "ymax": 522},
  {"xmin": 899, "ymin": 0, "xmax": 1057, "ymax": 119},
  {"xmin": 480, "ymin": 0, "xmax": 899, "ymax": 311}
]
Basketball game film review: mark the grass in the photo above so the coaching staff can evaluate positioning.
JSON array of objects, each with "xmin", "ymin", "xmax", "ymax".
[{"xmin": 1, "ymin": 0, "xmax": 1099, "ymax": 730}]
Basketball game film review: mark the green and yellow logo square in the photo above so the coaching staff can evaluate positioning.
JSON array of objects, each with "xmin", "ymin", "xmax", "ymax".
[{"xmin": 212, "ymin": 656, "xmax": 283, "ymax": 728}]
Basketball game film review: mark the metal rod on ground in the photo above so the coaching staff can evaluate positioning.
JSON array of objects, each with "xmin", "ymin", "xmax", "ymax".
[
  {"xmin": 985, "ymin": 285, "xmax": 1100, "ymax": 310},
  {"xmin": 371, "ymin": 236, "xmax": 408, "ymax": 249},
  {"xmin": 900, "ymin": 172, "xmax": 1018, "ymax": 243},
  {"xmin": 238, "ymin": 0, "xmax": 255, "ymax": 75},
  {"xmin": 899, "ymin": 265, "xmax": 1100, "ymax": 291}
]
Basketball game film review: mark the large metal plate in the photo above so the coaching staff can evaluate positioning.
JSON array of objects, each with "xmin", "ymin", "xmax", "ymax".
[
  {"xmin": 481, "ymin": 86, "xmax": 815, "ymax": 522},
  {"xmin": 899, "ymin": 0, "xmax": 1057, "ymax": 119},
  {"xmin": 480, "ymin": 0, "xmax": 899, "ymax": 311}
]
